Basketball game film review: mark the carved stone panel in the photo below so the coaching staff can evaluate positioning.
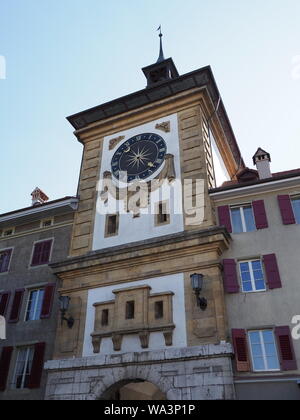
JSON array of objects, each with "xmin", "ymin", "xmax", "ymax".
[{"xmin": 91, "ymin": 285, "xmax": 175, "ymax": 353}]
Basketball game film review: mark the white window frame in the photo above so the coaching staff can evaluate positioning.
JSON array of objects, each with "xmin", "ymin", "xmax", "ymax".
[
  {"xmin": 248, "ymin": 330, "xmax": 280, "ymax": 373},
  {"xmin": 239, "ymin": 259, "xmax": 266, "ymax": 293},
  {"xmin": 28, "ymin": 237, "xmax": 54, "ymax": 269},
  {"xmin": 13, "ymin": 346, "xmax": 34, "ymax": 389},
  {"xmin": 40, "ymin": 218, "xmax": 54, "ymax": 228},
  {"xmin": 0, "ymin": 247, "xmax": 14, "ymax": 275},
  {"xmin": 25, "ymin": 288, "xmax": 45, "ymax": 321},
  {"xmin": 291, "ymin": 195, "xmax": 300, "ymax": 224},
  {"xmin": 2, "ymin": 227, "xmax": 15, "ymax": 237},
  {"xmin": 230, "ymin": 204, "xmax": 256, "ymax": 233}
]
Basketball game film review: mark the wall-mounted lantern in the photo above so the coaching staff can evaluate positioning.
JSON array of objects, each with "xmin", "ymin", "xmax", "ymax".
[
  {"xmin": 59, "ymin": 296, "xmax": 74, "ymax": 329},
  {"xmin": 190, "ymin": 273, "xmax": 208, "ymax": 311}
]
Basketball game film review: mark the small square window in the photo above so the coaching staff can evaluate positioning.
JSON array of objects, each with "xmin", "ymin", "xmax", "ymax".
[
  {"xmin": 2, "ymin": 228, "xmax": 14, "ymax": 237},
  {"xmin": 239, "ymin": 260, "xmax": 266, "ymax": 293},
  {"xmin": 41, "ymin": 219, "xmax": 53, "ymax": 228},
  {"xmin": 230, "ymin": 205, "xmax": 256, "ymax": 233},
  {"xmin": 125, "ymin": 301, "xmax": 135, "ymax": 320}
]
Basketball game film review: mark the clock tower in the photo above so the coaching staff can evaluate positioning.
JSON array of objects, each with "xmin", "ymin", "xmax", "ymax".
[{"xmin": 45, "ymin": 34, "xmax": 243, "ymax": 400}]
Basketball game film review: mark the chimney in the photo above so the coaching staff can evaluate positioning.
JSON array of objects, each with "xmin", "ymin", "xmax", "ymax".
[
  {"xmin": 253, "ymin": 148, "xmax": 272, "ymax": 179},
  {"xmin": 31, "ymin": 188, "xmax": 49, "ymax": 206}
]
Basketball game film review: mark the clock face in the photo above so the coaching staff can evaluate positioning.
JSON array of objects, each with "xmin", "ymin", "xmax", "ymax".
[{"xmin": 111, "ymin": 133, "xmax": 167, "ymax": 183}]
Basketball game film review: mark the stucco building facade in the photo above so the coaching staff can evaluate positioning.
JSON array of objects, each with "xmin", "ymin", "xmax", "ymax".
[{"xmin": 0, "ymin": 193, "xmax": 78, "ymax": 400}]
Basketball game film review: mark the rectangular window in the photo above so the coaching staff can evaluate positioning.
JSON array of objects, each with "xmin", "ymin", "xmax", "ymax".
[
  {"xmin": 0, "ymin": 249, "xmax": 12, "ymax": 273},
  {"xmin": 230, "ymin": 205, "xmax": 256, "ymax": 233},
  {"xmin": 248, "ymin": 330, "xmax": 280, "ymax": 372},
  {"xmin": 155, "ymin": 301, "xmax": 164, "ymax": 319},
  {"xmin": 155, "ymin": 201, "xmax": 170, "ymax": 226},
  {"xmin": 2, "ymin": 228, "xmax": 14, "ymax": 237},
  {"xmin": 13, "ymin": 347, "xmax": 34, "ymax": 389},
  {"xmin": 105, "ymin": 214, "xmax": 119, "ymax": 237},
  {"xmin": 239, "ymin": 260, "xmax": 266, "ymax": 292},
  {"xmin": 101, "ymin": 309, "xmax": 109, "ymax": 326},
  {"xmin": 31, "ymin": 240, "xmax": 53, "ymax": 266},
  {"xmin": 41, "ymin": 219, "xmax": 53, "ymax": 228},
  {"xmin": 25, "ymin": 289, "xmax": 45, "ymax": 321},
  {"xmin": 125, "ymin": 301, "xmax": 135, "ymax": 320},
  {"xmin": 291, "ymin": 197, "xmax": 300, "ymax": 224}
]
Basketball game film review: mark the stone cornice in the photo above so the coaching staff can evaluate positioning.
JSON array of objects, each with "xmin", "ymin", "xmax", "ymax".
[
  {"xmin": 67, "ymin": 66, "xmax": 243, "ymax": 168},
  {"xmin": 50, "ymin": 227, "xmax": 231, "ymax": 282}
]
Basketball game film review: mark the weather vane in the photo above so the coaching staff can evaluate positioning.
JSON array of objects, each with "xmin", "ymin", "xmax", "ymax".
[{"xmin": 156, "ymin": 25, "xmax": 165, "ymax": 63}]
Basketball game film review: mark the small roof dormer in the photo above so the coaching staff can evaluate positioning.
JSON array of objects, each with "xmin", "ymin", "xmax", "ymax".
[{"xmin": 142, "ymin": 27, "xmax": 179, "ymax": 88}]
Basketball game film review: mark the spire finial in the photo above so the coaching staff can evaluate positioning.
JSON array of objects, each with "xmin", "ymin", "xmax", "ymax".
[{"xmin": 156, "ymin": 25, "xmax": 165, "ymax": 63}]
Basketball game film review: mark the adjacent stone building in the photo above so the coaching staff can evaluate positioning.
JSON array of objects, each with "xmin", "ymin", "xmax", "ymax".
[{"xmin": 0, "ymin": 191, "xmax": 78, "ymax": 400}]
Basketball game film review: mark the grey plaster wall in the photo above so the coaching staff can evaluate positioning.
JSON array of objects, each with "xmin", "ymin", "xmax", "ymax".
[
  {"xmin": 0, "ymin": 223, "xmax": 73, "ymax": 400},
  {"xmin": 215, "ymin": 185, "xmax": 300, "ymax": 397}
]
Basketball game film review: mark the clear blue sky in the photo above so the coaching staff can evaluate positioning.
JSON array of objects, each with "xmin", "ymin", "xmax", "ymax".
[{"xmin": 1, "ymin": 0, "xmax": 300, "ymax": 213}]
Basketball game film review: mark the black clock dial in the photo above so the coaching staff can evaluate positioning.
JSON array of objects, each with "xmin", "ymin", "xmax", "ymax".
[{"xmin": 111, "ymin": 133, "xmax": 167, "ymax": 183}]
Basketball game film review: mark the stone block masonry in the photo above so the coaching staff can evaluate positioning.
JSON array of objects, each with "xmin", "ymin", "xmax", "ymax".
[{"xmin": 44, "ymin": 343, "xmax": 235, "ymax": 400}]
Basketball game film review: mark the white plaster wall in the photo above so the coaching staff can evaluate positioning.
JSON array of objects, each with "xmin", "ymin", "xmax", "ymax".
[
  {"xmin": 82, "ymin": 273, "xmax": 187, "ymax": 357},
  {"xmin": 211, "ymin": 134, "xmax": 230, "ymax": 187},
  {"xmin": 92, "ymin": 113, "xmax": 184, "ymax": 251}
]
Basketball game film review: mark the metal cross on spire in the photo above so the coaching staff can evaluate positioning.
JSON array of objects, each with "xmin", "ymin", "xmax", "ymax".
[{"xmin": 156, "ymin": 25, "xmax": 165, "ymax": 63}]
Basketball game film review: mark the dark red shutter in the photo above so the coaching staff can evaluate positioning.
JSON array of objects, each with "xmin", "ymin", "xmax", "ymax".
[
  {"xmin": 0, "ymin": 347, "xmax": 13, "ymax": 391},
  {"xmin": 31, "ymin": 240, "xmax": 52, "ymax": 266},
  {"xmin": 40, "ymin": 240, "xmax": 52, "ymax": 264},
  {"xmin": 275, "ymin": 326, "xmax": 297, "ymax": 371},
  {"xmin": 28, "ymin": 342, "xmax": 46, "ymax": 389},
  {"xmin": 253, "ymin": 200, "xmax": 268, "ymax": 229},
  {"xmin": 223, "ymin": 259, "xmax": 239, "ymax": 293},
  {"xmin": 218, "ymin": 206, "xmax": 232, "ymax": 233},
  {"xmin": 232, "ymin": 329, "xmax": 250, "ymax": 372},
  {"xmin": 0, "ymin": 249, "xmax": 12, "ymax": 273},
  {"xmin": 0, "ymin": 292, "xmax": 11, "ymax": 316},
  {"xmin": 31, "ymin": 242, "xmax": 43, "ymax": 266},
  {"xmin": 263, "ymin": 254, "xmax": 282, "ymax": 289},
  {"xmin": 9, "ymin": 289, "xmax": 25, "ymax": 323},
  {"xmin": 40, "ymin": 284, "xmax": 55, "ymax": 319},
  {"xmin": 278, "ymin": 195, "xmax": 296, "ymax": 225}
]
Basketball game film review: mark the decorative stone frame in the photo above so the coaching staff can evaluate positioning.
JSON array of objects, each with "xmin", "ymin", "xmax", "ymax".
[{"xmin": 91, "ymin": 285, "xmax": 175, "ymax": 353}]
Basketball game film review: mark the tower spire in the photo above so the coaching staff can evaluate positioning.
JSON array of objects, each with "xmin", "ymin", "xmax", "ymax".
[{"xmin": 157, "ymin": 25, "xmax": 165, "ymax": 63}]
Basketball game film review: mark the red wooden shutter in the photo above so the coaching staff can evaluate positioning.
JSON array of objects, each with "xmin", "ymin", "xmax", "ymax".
[
  {"xmin": 31, "ymin": 242, "xmax": 43, "ymax": 266},
  {"xmin": 263, "ymin": 254, "xmax": 282, "ymax": 289},
  {"xmin": 278, "ymin": 195, "xmax": 296, "ymax": 225},
  {"xmin": 40, "ymin": 284, "xmax": 56, "ymax": 319},
  {"xmin": 253, "ymin": 200, "xmax": 268, "ymax": 229},
  {"xmin": 0, "ymin": 347, "xmax": 13, "ymax": 391},
  {"xmin": 0, "ymin": 249, "xmax": 12, "ymax": 273},
  {"xmin": 275, "ymin": 326, "xmax": 297, "ymax": 371},
  {"xmin": 217, "ymin": 206, "xmax": 232, "ymax": 233},
  {"xmin": 9, "ymin": 289, "xmax": 25, "ymax": 323},
  {"xmin": 40, "ymin": 240, "xmax": 52, "ymax": 264},
  {"xmin": 0, "ymin": 292, "xmax": 11, "ymax": 316},
  {"xmin": 28, "ymin": 342, "xmax": 46, "ymax": 389},
  {"xmin": 232, "ymin": 329, "xmax": 250, "ymax": 372},
  {"xmin": 223, "ymin": 259, "xmax": 239, "ymax": 293}
]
